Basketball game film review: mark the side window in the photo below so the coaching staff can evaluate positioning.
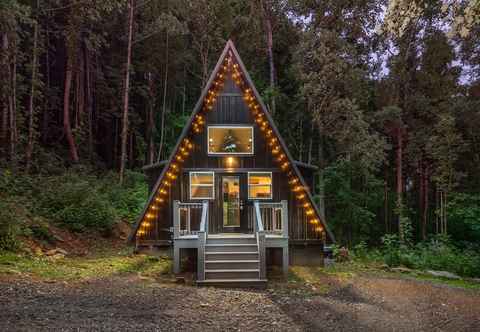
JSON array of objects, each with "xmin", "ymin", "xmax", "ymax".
[
  {"xmin": 190, "ymin": 172, "xmax": 215, "ymax": 199},
  {"xmin": 248, "ymin": 172, "xmax": 272, "ymax": 199}
]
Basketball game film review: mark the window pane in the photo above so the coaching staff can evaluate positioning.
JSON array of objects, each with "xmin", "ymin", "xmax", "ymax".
[
  {"xmin": 191, "ymin": 172, "xmax": 213, "ymax": 185},
  {"xmin": 249, "ymin": 173, "xmax": 272, "ymax": 185},
  {"xmin": 249, "ymin": 185, "xmax": 272, "ymax": 199},
  {"xmin": 208, "ymin": 127, "xmax": 253, "ymax": 154},
  {"xmin": 191, "ymin": 186, "xmax": 213, "ymax": 199}
]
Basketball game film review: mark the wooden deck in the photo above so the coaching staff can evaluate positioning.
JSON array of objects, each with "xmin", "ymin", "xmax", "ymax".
[{"xmin": 171, "ymin": 200, "xmax": 288, "ymax": 287}]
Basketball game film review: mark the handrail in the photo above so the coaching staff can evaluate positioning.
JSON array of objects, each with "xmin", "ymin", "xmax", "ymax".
[
  {"xmin": 200, "ymin": 201, "xmax": 208, "ymax": 233},
  {"xmin": 254, "ymin": 201, "xmax": 266, "ymax": 279},
  {"xmin": 254, "ymin": 201, "xmax": 264, "ymax": 232},
  {"xmin": 197, "ymin": 200, "xmax": 209, "ymax": 282}
]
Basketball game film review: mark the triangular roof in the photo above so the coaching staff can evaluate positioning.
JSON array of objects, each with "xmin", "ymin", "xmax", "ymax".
[{"xmin": 129, "ymin": 40, "xmax": 335, "ymax": 243}]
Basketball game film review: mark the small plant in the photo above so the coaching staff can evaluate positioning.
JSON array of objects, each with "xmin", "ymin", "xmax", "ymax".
[
  {"xmin": 352, "ymin": 241, "xmax": 368, "ymax": 260},
  {"xmin": 381, "ymin": 234, "xmax": 401, "ymax": 267},
  {"xmin": 28, "ymin": 219, "xmax": 55, "ymax": 244},
  {"xmin": 0, "ymin": 202, "xmax": 21, "ymax": 251}
]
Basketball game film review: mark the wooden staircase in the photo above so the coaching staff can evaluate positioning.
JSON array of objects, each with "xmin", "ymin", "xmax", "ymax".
[{"xmin": 197, "ymin": 235, "xmax": 267, "ymax": 288}]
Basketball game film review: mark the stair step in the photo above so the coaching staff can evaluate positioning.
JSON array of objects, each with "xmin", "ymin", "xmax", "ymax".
[
  {"xmin": 205, "ymin": 243, "xmax": 257, "ymax": 246},
  {"xmin": 205, "ymin": 244, "xmax": 258, "ymax": 253},
  {"xmin": 205, "ymin": 251, "xmax": 259, "ymax": 255},
  {"xmin": 197, "ymin": 279, "xmax": 267, "ymax": 289},
  {"xmin": 205, "ymin": 260, "xmax": 259, "ymax": 270},
  {"xmin": 205, "ymin": 269, "xmax": 260, "ymax": 280},
  {"xmin": 205, "ymin": 252, "xmax": 259, "ymax": 260},
  {"xmin": 205, "ymin": 269, "xmax": 259, "ymax": 273},
  {"xmin": 206, "ymin": 237, "xmax": 256, "ymax": 245},
  {"xmin": 205, "ymin": 260, "xmax": 259, "ymax": 263}
]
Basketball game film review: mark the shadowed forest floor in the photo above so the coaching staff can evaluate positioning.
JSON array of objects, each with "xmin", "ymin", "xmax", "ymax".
[{"xmin": 0, "ymin": 251, "xmax": 479, "ymax": 331}]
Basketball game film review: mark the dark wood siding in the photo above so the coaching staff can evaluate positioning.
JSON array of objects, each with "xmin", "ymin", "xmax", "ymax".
[{"xmin": 143, "ymin": 76, "xmax": 321, "ymax": 241}]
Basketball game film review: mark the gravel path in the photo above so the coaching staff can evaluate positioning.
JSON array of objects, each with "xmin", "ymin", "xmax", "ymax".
[{"xmin": 0, "ymin": 274, "xmax": 479, "ymax": 331}]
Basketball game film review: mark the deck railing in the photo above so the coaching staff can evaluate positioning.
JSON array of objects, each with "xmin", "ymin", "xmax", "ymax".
[
  {"xmin": 251, "ymin": 200, "xmax": 288, "ymax": 238},
  {"xmin": 173, "ymin": 201, "xmax": 205, "ymax": 238}
]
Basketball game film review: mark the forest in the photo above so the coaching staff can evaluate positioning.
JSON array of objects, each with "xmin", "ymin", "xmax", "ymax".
[{"xmin": 1, "ymin": 0, "xmax": 480, "ymax": 278}]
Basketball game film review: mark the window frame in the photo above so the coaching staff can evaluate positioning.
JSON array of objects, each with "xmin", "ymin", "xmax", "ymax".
[
  {"xmin": 248, "ymin": 171, "xmax": 273, "ymax": 200},
  {"xmin": 207, "ymin": 125, "xmax": 254, "ymax": 155},
  {"xmin": 189, "ymin": 171, "xmax": 215, "ymax": 200}
]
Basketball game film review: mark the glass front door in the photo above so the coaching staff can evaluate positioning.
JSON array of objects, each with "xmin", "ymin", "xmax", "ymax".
[{"xmin": 222, "ymin": 176, "xmax": 241, "ymax": 229}]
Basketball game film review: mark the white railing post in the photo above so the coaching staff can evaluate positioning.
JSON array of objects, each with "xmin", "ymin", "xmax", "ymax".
[
  {"xmin": 197, "ymin": 231, "xmax": 206, "ymax": 281},
  {"xmin": 281, "ymin": 200, "xmax": 288, "ymax": 238},
  {"xmin": 254, "ymin": 201, "xmax": 266, "ymax": 280},
  {"xmin": 197, "ymin": 201, "xmax": 208, "ymax": 282},
  {"xmin": 173, "ymin": 200, "xmax": 180, "ymax": 239}
]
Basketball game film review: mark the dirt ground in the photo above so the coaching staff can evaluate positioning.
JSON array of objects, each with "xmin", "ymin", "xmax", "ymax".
[{"xmin": 1, "ymin": 272, "xmax": 479, "ymax": 332}]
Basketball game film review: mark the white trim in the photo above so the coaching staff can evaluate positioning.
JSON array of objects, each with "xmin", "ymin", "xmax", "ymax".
[
  {"xmin": 207, "ymin": 125, "xmax": 254, "ymax": 155},
  {"xmin": 221, "ymin": 175, "xmax": 241, "ymax": 227},
  {"xmin": 248, "ymin": 172, "xmax": 273, "ymax": 200},
  {"xmin": 273, "ymin": 207, "xmax": 283, "ymax": 232},
  {"xmin": 189, "ymin": 171, "xmax": 215, "ymax": 200}
]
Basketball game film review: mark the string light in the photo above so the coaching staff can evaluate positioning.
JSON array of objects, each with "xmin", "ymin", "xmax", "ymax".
[{"xmin": 138, "ymin": 53, "xmax": 324, "ymax": 241}]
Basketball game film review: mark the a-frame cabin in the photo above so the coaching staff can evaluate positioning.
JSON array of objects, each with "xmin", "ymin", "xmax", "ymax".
[{"xmin": 129, "ymin": 40, "xmax": 334, "ymax": 287}]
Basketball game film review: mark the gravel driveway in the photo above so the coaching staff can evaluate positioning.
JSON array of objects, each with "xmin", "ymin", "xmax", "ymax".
[{"xmin": 1, "ymin": 274, "xmax": 479, "ymax": 331}]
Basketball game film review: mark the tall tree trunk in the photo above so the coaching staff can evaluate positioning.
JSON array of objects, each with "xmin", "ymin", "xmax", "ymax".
[
  {"xmin": 119, "ymin": 0, "xmax": 135, "ymax": 184},
  {"xmin": 10, "ymin": 37, "xmax": 17, "ymax": 164},
  {"xmin": 298, "ymin": 117, "xmax": 303, "ymax": 162},
  {"xmin": 1, "ymin": 33, "xmax": 8, "ymax": 153},
  {"xmin": 396, "ymin": 130, "xmax": 404, "ymax": 240},
  {"xmin": 76, "ymin": 45, "xmax": 85, "ymax": 129},
  {"xmin": 384, "ymin": 168, "xmax": 389, "ymax": 234},
  {"xmin": 317, "ymin": 133, "xmax": 326, "ymax": 220},
  {"xmin": 157, "ymin": 30, "xmax": 169, "ymax": 162},
  {"xmin": 422, "ymin": 166, "xmax": 429, "ymax": 240},
  {"xmin": 42, "ymin": 20, "xmax": 51, "ymax": 145},
  {"xmin": 85, "ymin": 43, "xmax": 93, "ymax": 161},
  {"xmin": 182, "ymin": 65, "xmax": 186, "ymax": 116},
  {"xmin": 64, "ymin": 55, "xmax": 79, "ymax": 162},
  {"xmin": 261, "ymin": 0, "xmax": 275, "ymax": 115},
  {"xmin": 146, "ymin": 72, "xmax": 155, "ymax": 164},
  {"xmin": 26, "ymin": 16, "xmax": 39, "ymax": 170},
  {"xmin": 129, "ymin": 131, "xmax": 134, "ymax": 168},
  {"xmin": 307, "ymin": 120, "xmax": 314, "ymax": 164}
]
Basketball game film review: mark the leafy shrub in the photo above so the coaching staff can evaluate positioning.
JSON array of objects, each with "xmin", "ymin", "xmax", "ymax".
[
  {"xmin": 31, "ymin": 168, "xmax": 147, "ymax": 233},
  {"xmin": 379, "ymin": 234, "xmax": 480, "ymax": 277},
  {"xmin": 102, "ymin": 170, "xmax": 148, "ymax": 223},
  {"xmin": 381, "ymin": 234, "xmax": 402, "ymax": 267},
  {"xmin": 36, "ymin": 172, "xmax": 117, "ymax": 233},
  {"xmin": 447, "ymin": 193, "xmax": 480, "ymax": 244},
  {"xmin": 28, "ymin": 219, "xmax": 55, "ymax": 244},
  {"xmin": 352, "ymin": 241, "xmax": 368, "ymax": 260},
  {"xmin": 0, "ymin": 201, "xmax": 21, "ymax": 251}
]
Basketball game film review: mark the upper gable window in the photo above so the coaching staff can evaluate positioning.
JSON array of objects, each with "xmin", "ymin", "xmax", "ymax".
[{"xmin": 208, "ymin": 126, "xmax": 253, "ymax": 155}]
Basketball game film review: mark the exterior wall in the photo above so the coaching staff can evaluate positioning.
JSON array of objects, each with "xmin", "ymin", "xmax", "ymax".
[{"xmin": 142, "ymin": 77, "xmax": 323, "ymax": 242}]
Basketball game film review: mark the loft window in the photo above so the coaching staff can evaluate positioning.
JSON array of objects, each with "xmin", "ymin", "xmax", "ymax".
[
  {"xmin": 208, "ymin": 126, "xmax": 253, "ymax": 155},
  {"xmin": 190, "ymin": 172, "xmax": 214, "ymax": 199},
  {"xmin": 248, "ymin": 172, "xmax": 272, "ymax": 199}
]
